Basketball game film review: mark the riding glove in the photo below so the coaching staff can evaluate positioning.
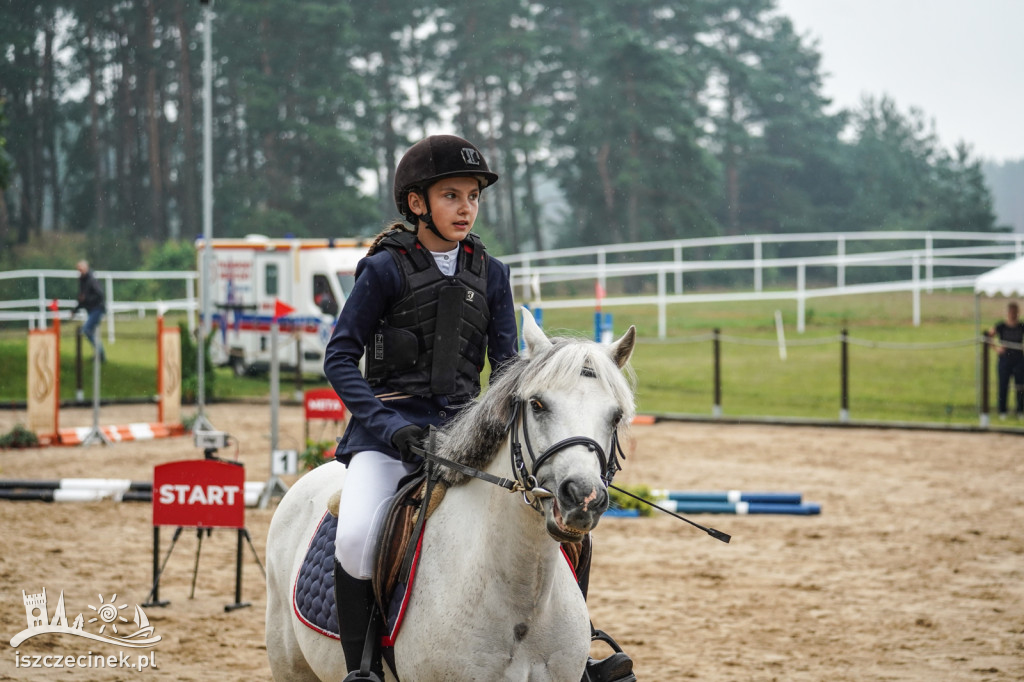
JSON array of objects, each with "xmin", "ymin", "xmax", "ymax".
[{"xmin": 392, "ymin": 424, "xmax": 429, "ymax": 463}]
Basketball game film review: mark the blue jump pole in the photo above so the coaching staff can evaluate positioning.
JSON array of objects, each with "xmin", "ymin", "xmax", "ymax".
[
  {"xmin": 656, "ymin": 499, "xmax": 821, "ymax": 515},
  {"xmin": 650, "ymin": 490, "xmax": 804, "ymax": 505},
  {"xmin": 604, "ymin": 508, "xmax": 641, "ymax": 518}
]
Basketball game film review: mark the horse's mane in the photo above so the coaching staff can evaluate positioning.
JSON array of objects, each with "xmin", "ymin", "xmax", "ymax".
[{"xmin": 434, "ymin": 335, "xmax": 636, "ymax": 487}]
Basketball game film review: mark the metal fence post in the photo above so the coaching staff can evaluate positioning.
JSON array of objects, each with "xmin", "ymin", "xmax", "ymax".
[
  {"xmin": 657, "ymin": 269, "xmax": 666, "ymax": 339},
  {"xmin": 713, "ymin": 328, "xmax": 722, "ymax": 417},
  {"xmin": 980, "ymin": 331, "xmax": 991, "ymax": 427},
  {"xmin": 75, "ymin": 328, "xmax": 84, "ymax": 402},
  {"xmin": 837, "ymin": 235, "xmax": 846, "ymax": 289},
  {"xmin": 754, "ymin": 238, "xmax": 763, "ymax": 292},
  {"xmin": 840, "ymin": 329, "xmax": 850, "ymax": 422},
  {"xmin": 797, "ymin": 261, "xmax": 806, "ymax": 333},
  {"xmin": 294, "ymin": 335, "xmax": 303, "ymax": 401},
  {"xmin": 912, "ymin": 255, "xmax": 921, "ymax": 327},
  {"xmin": 673, "ymin": 245, "xmax": 683, "ymax": 294}
]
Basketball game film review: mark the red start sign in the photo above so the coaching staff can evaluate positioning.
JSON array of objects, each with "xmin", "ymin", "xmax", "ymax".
[
  {"xmin": 304, "ymin": 387, "xmax": 346, "ymax": 421},
  {"xmin": 152, "ymin": 459, "xmax": 245, "ymax": 528}
]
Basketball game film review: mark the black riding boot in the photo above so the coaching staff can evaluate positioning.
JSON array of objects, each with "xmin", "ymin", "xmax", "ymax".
[
  {"xmin": 574, "ymin": 537, "xmax": 637, "ymax": 682},
  {"xmin": 333, "ymin": 560, "xmax": 384, "ymax": 682}
]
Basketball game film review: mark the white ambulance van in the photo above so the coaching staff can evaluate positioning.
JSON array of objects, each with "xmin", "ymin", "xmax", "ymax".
[{"xmin": 199, "ymin": 235, "xmax": 370, "ymax": 376}]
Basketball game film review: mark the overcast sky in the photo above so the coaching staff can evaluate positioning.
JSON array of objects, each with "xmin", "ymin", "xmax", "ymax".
[{"xmin": 774, "ymin": 0, "xmax": 1023, "ymax": 163}]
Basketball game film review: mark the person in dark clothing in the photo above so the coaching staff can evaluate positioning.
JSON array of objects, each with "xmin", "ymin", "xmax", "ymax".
[
  {"xmin": 990, "ymin": 301, "xmax": 1024, "ymax": 419},
  {"xmin": 323, "ymin": 135, "xmax": 634, "ymax": 682},
  {"xmin": 70, "ymin": 260, "xmax": 106, "ymax": 363},
  {"xmin": 324, "ymin": 135, "xmax": 517, "ymax": 682}
]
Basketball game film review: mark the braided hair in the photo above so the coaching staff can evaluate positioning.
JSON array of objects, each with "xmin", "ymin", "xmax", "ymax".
[{"xmin": 366, "ymin": 222, "xmax": 415, "ymax": 257}]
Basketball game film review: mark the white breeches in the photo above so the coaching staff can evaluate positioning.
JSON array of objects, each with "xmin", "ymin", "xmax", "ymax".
[{"xmin": 335, "ymin": 450, "xmax": 418, "ymax": 579}]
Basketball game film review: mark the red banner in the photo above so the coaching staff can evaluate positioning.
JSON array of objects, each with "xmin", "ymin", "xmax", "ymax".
[
  {"xmin": 304, "ymin": 387, "xmax": 346, "ymax": 421},
  {"xmin": 152, "ymin": 460, "xmax": 245, "ymax": 528}
]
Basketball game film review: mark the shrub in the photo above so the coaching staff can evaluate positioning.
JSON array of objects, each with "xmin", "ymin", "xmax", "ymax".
[
  {"xmin": 179, "ymin": 324, "xmax": 216, "ymax": 403},
  {"xmin": 300, "ymin": 440, "xmax": 335, "ymax": 471},
  {"xmin": 0, "ymin": 424, "xmax": 40, "ymax": 449},
  {"xmin": 609, "ymin": 484, "xmax": 653, "ymax": 516}
]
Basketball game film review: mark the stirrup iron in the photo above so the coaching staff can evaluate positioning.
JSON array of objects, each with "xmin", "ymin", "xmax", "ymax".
[{"xmin": 584, "ymin": 628, "xmax": 636, "ymax": 682}]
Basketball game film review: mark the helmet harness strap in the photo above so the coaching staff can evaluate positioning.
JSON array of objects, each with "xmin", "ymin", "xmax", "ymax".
[{"xmin": 412, "ymin": 187, "xmax": 452, "ymax": 244}]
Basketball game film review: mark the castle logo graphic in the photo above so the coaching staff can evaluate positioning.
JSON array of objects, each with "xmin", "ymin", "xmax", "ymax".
[{"xmin": 10, "ymin": 588, "xmax": 162, "ymax": 649}]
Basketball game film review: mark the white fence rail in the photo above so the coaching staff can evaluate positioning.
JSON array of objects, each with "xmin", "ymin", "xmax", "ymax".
[
  {"xmin": 0, "ymin": 269, "xmax": 197, "ymax": 342},
  {"xmin": 506, "ymin": 231, "xmax": 1024, "ymax": 336},
  {"xmin": 1, "ymin": 231, "xmax": 1021, "ymax": 341}
]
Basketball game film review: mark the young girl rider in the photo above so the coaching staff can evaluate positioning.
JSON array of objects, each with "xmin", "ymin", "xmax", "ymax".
[
  {"xmin": 325, "ymin": 134, "xmax": 634, "ymax": 682},
  {"xmin": 325, "ymin": 135, "xmax": 518, "ymax": 681}
]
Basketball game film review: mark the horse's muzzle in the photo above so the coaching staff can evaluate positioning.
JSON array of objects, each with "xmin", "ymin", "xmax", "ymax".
[{"xmin": 546, "ymin": 475, "xmax": 609, "ymax": 541}]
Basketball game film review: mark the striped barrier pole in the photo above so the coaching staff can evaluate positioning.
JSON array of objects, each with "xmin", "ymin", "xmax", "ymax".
[
  {"xmin": 0, "ymin": 479, "xmax": 266, "ymax": 506},
  {"xmin": 650, "ymin": 490, "xmax": 803, "ymax": 505},
  {"xmin": 655, "ymin": 499, "xmax": 821, "ymax": 516},
  {"xmin": 57, "ymin": 422, "xmax": 186, "ymax": 446}
]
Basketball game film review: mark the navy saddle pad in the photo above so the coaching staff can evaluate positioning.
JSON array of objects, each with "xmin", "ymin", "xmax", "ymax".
[{"xmin": 294, "ymin": 512, "xmax": 340, "ymax": 639}]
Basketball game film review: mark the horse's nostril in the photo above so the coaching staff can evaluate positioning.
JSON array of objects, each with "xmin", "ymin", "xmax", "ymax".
[
  {"xmin": 557, "ymin": 477, "xmax": 584, "ymax": 503},
  {"xmin": 558, "ymin": 477, "xmax": 608, "ymax": 512}
]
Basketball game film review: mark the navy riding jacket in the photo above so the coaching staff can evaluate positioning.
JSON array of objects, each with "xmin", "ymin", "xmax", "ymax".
[{"xmin": 324, "ymin": 246, "xmax": 518, "ymax": 464}]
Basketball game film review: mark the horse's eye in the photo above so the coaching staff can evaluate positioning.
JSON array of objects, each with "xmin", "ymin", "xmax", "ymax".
[
  {"xmin": 612, "ymin": 409, "xmax": 623, "ymax": 427},
  {"xmin": 529, "ymin": 397, "xmax": 545, "ymax": 413}
]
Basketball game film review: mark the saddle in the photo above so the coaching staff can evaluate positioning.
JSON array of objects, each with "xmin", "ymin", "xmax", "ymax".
[
  {"xmin": 294, "ymin": 466, "xmax": 587, "ymax": 647},
  {"xmin": 371, "ymin": 467, "xmax": 587, "ymax": 644},
  {"xmin": 372, "ymin": 469, "xmax": 446, "ymax": 640}
]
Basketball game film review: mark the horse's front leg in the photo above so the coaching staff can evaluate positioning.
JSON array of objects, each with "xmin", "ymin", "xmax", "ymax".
[{"xmin": 395, "ymin": 491, "xmax": 591, "ymax": 680}]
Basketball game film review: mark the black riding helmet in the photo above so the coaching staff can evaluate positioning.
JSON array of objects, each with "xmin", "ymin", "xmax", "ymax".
[{"xmin": 394, "ymin": 135, "xmax": 499, "ymax": 234}]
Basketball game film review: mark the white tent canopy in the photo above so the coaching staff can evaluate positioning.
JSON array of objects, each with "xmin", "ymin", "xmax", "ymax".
[{"xmin": 975, "ymin": 257, "xmax": 1024, "ymax": 297}]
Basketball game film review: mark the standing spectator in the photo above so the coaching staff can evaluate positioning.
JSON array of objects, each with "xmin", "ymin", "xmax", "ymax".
[
  {"xmin": 990, "ymin": 301, "xmax": 1024, "ymax": 419},
  {"xmin": 70, "ymin": 260, "xmax": 106, "ymax": 363}
]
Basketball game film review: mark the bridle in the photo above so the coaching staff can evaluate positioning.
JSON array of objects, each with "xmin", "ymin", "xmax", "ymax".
[
  {"xmin": 411, "ymin": 397, "xmax": 626, "ymax": 513},
  {"xmin": 507, "ymin": 397, "xmax": 625, "ymax": 510},
  {"xmin": 410, "ymin": 396, "xmax": 731, "ymax": 543}
]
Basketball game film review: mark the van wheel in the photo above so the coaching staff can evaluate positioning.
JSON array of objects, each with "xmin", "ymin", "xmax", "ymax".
[{"xmin": 231, "ymin": 356, "xmax": 248, "ymax": 377}]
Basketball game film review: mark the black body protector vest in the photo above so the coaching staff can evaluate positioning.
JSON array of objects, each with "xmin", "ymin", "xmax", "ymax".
[{"xmin": 364, "ymin": 230, "xmax": 491, "ymax": 399}]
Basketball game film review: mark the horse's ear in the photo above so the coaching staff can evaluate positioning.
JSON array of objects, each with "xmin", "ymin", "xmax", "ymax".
[
  {"xmin": 608, "ymin": 325, "xmax": 636, "ymax": 369},
  {"xmin": 520, "ymin": 307, "xmax": 551, "ymax": 357}
]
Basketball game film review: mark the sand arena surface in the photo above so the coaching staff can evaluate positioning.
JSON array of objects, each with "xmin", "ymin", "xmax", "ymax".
[{"xmin": 0, "ymin": 403, "xmax": 1022, "ymax": 680}]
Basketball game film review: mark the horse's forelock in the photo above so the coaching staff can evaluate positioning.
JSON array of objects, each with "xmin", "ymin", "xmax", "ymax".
[
  {"xmin": 521, "ymin": 339, "xmax": 636, "ymax": 419},
  {"xmin": 435, "ymin": 337, "xmax": 636, "ymax": 486}
]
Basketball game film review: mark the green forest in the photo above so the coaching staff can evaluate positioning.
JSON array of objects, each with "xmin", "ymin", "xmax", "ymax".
[{"xmin": 0, "ymin": 0, "xmax": 1006, "ymax": 273}]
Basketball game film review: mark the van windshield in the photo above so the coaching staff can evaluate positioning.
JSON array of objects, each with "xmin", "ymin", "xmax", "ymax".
[{"xmin": 336, "ymin": 273, "xmax": 356, "ymax": 299}]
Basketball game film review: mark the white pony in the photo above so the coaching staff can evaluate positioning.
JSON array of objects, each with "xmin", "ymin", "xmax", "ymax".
[{"xmin": 266, "ymin": 311, "xmax": 636, "ymax": 681}]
